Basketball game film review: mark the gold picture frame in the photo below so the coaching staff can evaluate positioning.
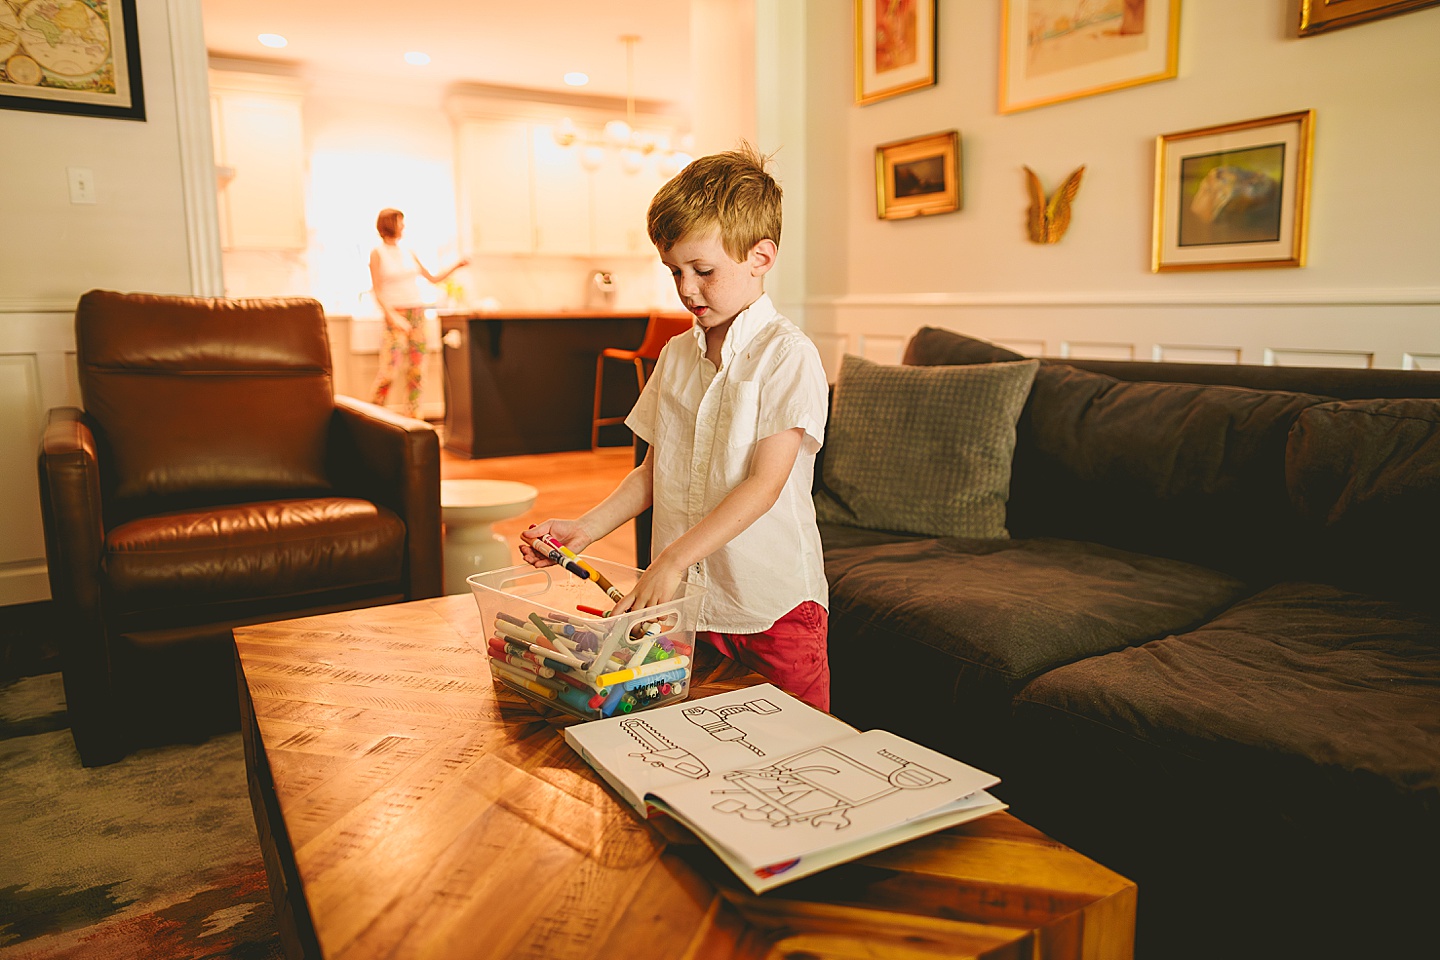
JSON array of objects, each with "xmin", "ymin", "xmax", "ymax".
[
  {"xmin": 1299, "ymin": 0, "xmax": 1439, "ymax": 35},
  {"xmin": 0, "ymin": 0, "xmax": 145, "ymax": 121},
  {"xmin": 854, "ymin": 0, "xmax": 937, "ymax": 105},
  {"xmin": 1152, "ymin": 111, "xmax": 1315, "ymax": 273},
  {"xmin": 999, "ymin": 0, "xmax": 1180, "ymax": 114},
  {"xmin": 876, "ymin": 130, "xmax": 961, "ymax": 220}
]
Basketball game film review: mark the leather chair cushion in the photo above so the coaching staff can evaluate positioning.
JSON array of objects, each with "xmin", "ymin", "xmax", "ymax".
[
  {"xmin": 105, "ymin": 497, "xmax": 406, "ymax": 620},
  {"xmin": 76, "ymin": 291, "xmax": 336, "ymax": 506}
]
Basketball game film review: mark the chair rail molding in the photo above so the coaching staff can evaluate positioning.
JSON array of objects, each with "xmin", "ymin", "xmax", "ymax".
[{"xmin": 811, "ymin": 288, "xmax": 1440, "ymax": 309}]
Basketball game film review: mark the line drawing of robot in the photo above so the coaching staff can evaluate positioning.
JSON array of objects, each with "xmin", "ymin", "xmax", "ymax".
[
  {"xmin": 710, "ymin": 747, "xmax": 950, "ymax": 830},
  {"xmin": 681, "ymin": 698, "xmax": 781, "ymax": 756}
]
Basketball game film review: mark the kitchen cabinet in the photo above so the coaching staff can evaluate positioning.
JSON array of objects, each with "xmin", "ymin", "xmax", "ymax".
[
  {"xmin": 530, "ymin": 127, "xmax": 592, "ymax": 256},
  {"xmin": 455, "ymin": 116, "xmax": 666, "ymax": 258},
  {"xmin": 458, "ymin": 120, "xmax": 534, "ymax": 255},
  {"xmin": 209, "ymin": 72, "xmax": 306, "ymax": 251}
]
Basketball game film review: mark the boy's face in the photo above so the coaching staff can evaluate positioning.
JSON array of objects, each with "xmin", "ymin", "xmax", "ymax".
[{"xmin": 660, "ymin": 229, "xmax": 775, "ymax": 333}]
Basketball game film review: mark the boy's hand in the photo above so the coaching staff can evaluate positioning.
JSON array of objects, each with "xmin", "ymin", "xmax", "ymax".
[
  {"xmin": 519, "ymin": 519, "xmax": 593, "ymax": 568},
  {"xmin": 611, "ymin": 553, "xmax": 686, "ymax": 615}
]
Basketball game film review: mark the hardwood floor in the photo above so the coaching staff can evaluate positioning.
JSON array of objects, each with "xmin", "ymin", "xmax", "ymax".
[{"xmin": 440, "ymin": 444, "xmax": 639, "ymax": 570}]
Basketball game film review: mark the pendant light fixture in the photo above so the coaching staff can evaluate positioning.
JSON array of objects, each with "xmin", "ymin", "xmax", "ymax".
[{"xmin": 554, "ymin": 35, "xmax": 692, "ymax": 177}]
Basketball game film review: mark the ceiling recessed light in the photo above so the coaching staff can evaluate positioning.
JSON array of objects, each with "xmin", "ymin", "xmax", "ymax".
[
  {"xmin": 563, "ymin": 72, "xmax": 589, "ymax": 87},
  {"xmin": 404, "ymin": 51, "xmax": 431, "ymax": 66},
  {"xmin": 257, "ymin": 33, "xmax": 287, "ymax": 49}
]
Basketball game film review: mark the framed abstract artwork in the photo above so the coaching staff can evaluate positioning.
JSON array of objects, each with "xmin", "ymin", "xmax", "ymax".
[
  {"xmin": 855, "ymin": 0, "xmax": 937, "ymax": 105},
  {"xmin": 875, "ymin": 130, "xmax": 961, "ymax": 220},
  {"xmin": 999, "ymin": 0, "xmax": 1180, "ymax": 114},
  {"xmin": 1152, "ymin": 111, "xmax": 1315, "ymax": 272},
  {"xmin": 1299, "ymin": 0, "xmax": 1439, "ymax": 35},
  {"xmin": 0, "ymin": 0, "xmax": 145, "ymax": 120}
]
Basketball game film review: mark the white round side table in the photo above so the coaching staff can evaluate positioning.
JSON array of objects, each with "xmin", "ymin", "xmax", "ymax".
[{"xmin": 440, "ymin": 478, "xmax": 539, "ymax": 594}]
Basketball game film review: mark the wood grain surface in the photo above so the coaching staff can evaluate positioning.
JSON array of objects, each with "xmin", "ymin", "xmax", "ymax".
[{"xmin": 235, "ymin": 595, "xmax": 1135, "ymax": 960}]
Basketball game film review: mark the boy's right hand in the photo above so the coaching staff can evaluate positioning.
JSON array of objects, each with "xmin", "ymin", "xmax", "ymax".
[{"xmin": 518, "ymin": 519, "xmax": 594, "ymax": 568}]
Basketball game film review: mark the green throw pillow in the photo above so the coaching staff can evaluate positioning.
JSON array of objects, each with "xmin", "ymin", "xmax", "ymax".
[{"xmin": 815, "ymin": 354, "xmax": 1039, "ymax": 539}]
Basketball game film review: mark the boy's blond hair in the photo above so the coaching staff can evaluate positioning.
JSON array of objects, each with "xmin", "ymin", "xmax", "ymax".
[{"xmin": 647, "ymin": 142, "xmax": 782, "ymax": 262}]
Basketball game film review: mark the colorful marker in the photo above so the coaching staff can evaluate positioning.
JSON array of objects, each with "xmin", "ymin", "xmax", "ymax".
[{"xmin": 596, "ymin": 655, "xmax": 690, "ymax": 690}]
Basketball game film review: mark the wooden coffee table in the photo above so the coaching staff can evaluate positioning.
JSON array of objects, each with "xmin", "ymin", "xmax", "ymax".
[{"xmin": 234, "ymin": 595, "xmax": 1136, "ymax": 959}]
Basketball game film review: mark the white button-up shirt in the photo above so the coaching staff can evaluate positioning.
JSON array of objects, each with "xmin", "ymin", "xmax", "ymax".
[{"xmin": 626, "ymin": 294, "xmax": 829, "ymax": 633}]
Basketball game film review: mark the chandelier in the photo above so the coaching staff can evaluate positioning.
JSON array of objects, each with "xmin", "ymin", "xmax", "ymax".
[{"xmin": 553, "ymin": 35, "xmax": 693, "ymax": 177}]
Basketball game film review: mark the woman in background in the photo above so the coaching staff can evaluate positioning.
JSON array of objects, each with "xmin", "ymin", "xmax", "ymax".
[{"xmin": 369, "ymin": 208, "xmax": 469, "ymax": 419}]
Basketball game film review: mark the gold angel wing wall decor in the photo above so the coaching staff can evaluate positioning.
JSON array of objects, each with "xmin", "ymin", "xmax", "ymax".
[{"xmin": 1024, "ymin": 165, "xmax": 1086, "ymax": 244}]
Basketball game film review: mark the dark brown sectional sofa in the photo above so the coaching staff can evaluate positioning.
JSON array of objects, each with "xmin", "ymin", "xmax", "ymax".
[{"xmin": 817, "ymin": 328, "xmax": 1440, "ymax": 959}]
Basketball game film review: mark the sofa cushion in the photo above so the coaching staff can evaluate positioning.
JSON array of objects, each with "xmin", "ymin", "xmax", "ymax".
[
  {"xmin": 814, "ymin": 355, "xmax": 1039, "ymax": 539},
  {"xmin": 1007, "ymin": 363, "xmax": 1326, "ymax": 581},
  {"xmin": 105, "ymin": 497, "xmax": 407, "ymax": 625},
  {"xmin": 1009, "ymin": 581, "xmax": 1440, "ymax": 955},
  {"xmin": 823, "ymin": 534, "xmax": 1247, "ymax": 772},
  {"xmin": 1287, "ymin": 398, "xmax": 1440, "ymax": 606}
]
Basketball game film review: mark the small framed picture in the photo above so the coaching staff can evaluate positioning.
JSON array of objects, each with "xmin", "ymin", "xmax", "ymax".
[
  {"xmin": 854, "ymin": 0, "xmax": 937, "ymax": 105},
  {"xmin": 875, "ymin": 130, "xmax": 961, "ymax": 220},
  {"xmin": 1299, "ymin": 0, "xmax": 1439, "ymax": 35},
  {"xmin": 999, "ymin": 0, "xmax": 1180, "ymax": 114},
  {"xmin": 1152, "ymin": 111, "xmax": 1315, "ymax": 273},
  {"xmin": 0, "ymin": 0, "xmax": 145, "ymax": 121}
]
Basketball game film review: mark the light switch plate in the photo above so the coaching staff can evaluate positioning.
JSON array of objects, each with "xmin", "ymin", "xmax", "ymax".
[{"xmin": 68, "ymin": 167, "xmax": 96, "ymax": 204}]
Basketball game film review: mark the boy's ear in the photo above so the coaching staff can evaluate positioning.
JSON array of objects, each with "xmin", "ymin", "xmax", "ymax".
[{"xmin": 747, "ymin": 238, "xmax": 778, "ymax": 277}]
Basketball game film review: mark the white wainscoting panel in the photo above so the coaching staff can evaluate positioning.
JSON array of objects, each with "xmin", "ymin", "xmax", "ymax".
[
  {"xmin": 995, "ymin": 338, "xmax": 1046, "ymax": 357},
  {"xmin": 1061, "ymin": 340, "xmax": 1135, "ymax": 361},
  {"xmin": 809, "ymin": 331, "xmax": 849, "ymax": 383},
  {"xmin": 0, "ymin": 307, "xmax": 79, "ymax": 605},
  {"xmin": 1404, "ymin": 353, "xmax": 1440, "ymax": 371},
  {"xmin": 1265, "ymin": 347, "xmax": 1374, "ymax": 369},
  {"xmin": 1153, "ymin": 344, "xmax": 1243, "ymax": 364},
  {"xmin": 856, "ymin": 334, "xmax": 907, "ymax": 365}
]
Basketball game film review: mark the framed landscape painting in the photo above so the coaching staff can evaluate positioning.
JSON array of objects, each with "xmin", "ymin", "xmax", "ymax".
[
  {"xmin": 875, "ymin": 130, "xmax": 961, "ymax": 220},
  {"xmin": 1299, "ymin": 0, "xmax": 1439, "ymax": 35},
  {"xmin": 1152, "ymin": 111, "xmax": 1314, "ymax": 272},
  {"xmin": 855, "ymin": 0, "xmax": 937, "ymax": 105},
  {"xmin": 999, "ymin": 0, "xmax": 1180, "ymax": 114},
  {"xmin": 0, "ymin": 0, "xmax": 145, "ymax": 120}
]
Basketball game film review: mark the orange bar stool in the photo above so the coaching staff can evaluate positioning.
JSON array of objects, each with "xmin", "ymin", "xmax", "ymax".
[{"xmin": 592, "ymin": 312, "xmax": 693, "ymax": 449}]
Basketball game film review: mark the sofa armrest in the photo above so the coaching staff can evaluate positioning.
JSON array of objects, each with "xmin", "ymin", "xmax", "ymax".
[{"xmin": 330, "ymin": 397, "xmax": 442, "ymax": 599}]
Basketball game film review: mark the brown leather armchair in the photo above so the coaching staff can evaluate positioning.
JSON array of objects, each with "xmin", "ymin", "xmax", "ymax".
[{"xmin": 38, "ymin": 290, "xmax": 442, "ymax": 766}]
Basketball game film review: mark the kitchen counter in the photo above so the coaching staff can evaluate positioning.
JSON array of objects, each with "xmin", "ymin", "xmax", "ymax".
[{"xmin": 441, "ymin": 311, "xmax": 653, "ymax": 458}]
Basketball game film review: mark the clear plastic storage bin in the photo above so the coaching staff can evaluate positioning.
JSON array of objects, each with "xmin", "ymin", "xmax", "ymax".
[{"xmin": 467, "ymin": 557, "xmax": 702, "ymax": 721}]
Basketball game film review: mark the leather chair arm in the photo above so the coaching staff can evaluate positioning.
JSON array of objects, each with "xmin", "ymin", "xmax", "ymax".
[
  {"xmin": 330, "ymin": 397, "xmax": 442, "ymax": 599},
  {"xmin": 38, "ymin": 408, "xmax": 106, "ymax": 624},
  {"xmin": 38, "ymin": 407, "xmax": 123, "ymax": 763}
]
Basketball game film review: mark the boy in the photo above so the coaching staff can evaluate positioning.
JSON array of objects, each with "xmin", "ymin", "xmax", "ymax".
[{"xmin": 520, "ymin": 143, "xmax": 831, "ymax": 710}]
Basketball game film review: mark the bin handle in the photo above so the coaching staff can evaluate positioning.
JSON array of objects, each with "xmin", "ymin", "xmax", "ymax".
[{"xmin": 495, "ymin": 568, "xmax": 552, "ymax": 598}]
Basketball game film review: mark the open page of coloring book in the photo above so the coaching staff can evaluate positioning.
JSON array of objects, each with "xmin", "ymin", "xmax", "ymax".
[{"xmin": 563, "ymin": 684, "xmax": 1006, "ymax": 893}]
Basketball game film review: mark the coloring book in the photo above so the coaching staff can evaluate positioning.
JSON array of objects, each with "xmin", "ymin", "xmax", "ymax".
[{"xmin": 563, "ymin": 683, "xmax": 1006, "ymax": 893}]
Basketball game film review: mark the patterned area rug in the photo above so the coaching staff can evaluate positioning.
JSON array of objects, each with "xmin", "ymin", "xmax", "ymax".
[{"xmin": 0, "ymin": 674, "xmax": 284, "ymax": 959}]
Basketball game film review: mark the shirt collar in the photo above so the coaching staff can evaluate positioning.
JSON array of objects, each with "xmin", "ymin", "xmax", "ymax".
[{"xmin": 687, "ymin": 293, "xmax": 776, "ymax": 367}]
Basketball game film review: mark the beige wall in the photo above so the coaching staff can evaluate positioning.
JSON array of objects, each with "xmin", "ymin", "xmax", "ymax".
[
  {"xmin": 782, "ymin": 1, "xmax": 1440, "ymax": 373},
  {"xmin": 0, "ymin": 0, "xmax": 216, "ymax": 604}
]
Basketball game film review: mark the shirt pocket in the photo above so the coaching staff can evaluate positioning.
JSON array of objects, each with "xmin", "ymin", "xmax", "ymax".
[{"xmin": 717, "ymin": 380, "xmax": 761, "ymax": 447}]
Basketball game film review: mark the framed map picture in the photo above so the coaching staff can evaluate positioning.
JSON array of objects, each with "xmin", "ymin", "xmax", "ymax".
[
  {"xmin": 854, "ymin": 0, "xmax": 937, "ymax": 105},
  {"xmin": 1152, "ymin": 111, "xmax": 1315, "ymax": 272},
  {"xmin": 999, "ymin": 0, "xmax": 1180, "ymax": 114},
  {"xmin": 0, "ymin": 0, "xmax": 146, "ymax": 121}
]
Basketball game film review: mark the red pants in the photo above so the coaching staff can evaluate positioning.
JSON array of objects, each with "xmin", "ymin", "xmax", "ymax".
[{"xmin": 697, "ymin": 601, "xmax": 830, "ymax": 711}]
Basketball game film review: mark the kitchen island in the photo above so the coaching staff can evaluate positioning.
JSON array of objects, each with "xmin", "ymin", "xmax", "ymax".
[{"xmin": 441, "ymin": 310, "xmax": 652, "ymax": 458}]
